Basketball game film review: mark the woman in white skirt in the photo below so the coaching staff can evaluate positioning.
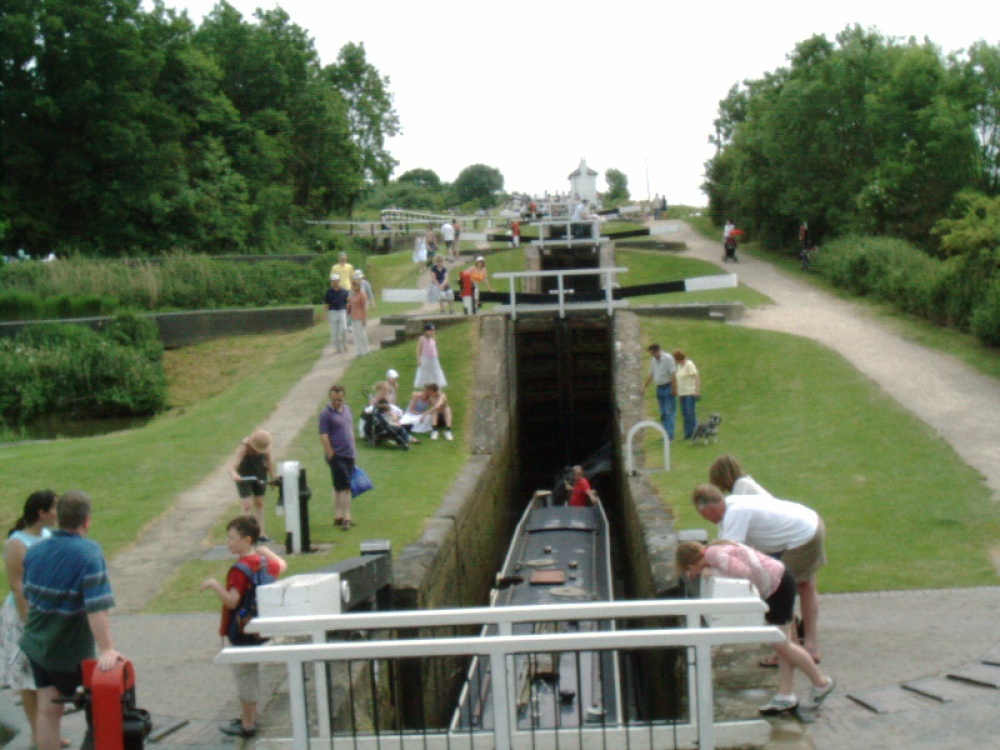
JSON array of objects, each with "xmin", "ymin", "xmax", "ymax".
[
  {"xmin": 414, "ymin": 322, "xmax": 447, "ymax": 387},
  {"xmin": 1, "ymin": 490, "xmax": 58, "ymax": 748}
]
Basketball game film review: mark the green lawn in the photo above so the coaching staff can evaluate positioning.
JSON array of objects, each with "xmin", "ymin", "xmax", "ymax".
[
  {"xmin": 638, "ymin": 318, "xmax": 999, "ymax": 592},
  {"xmin": 0, "ymin": 323, "xmax": 330, "ymax": 577},
  {"xmin": 147, "ymin": 321, "xmax": 477, "ymax": 613}
]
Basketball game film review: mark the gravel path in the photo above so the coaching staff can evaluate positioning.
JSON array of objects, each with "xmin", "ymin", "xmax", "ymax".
[{"xmin": 671, "ymin": 221, "xmax": 1000, "ymax": 499}]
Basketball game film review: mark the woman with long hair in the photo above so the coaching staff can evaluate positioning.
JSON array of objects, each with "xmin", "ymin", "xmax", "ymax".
[{"xmin": 1, "ymin": 490, "xmax": 59, "ymax": 746}]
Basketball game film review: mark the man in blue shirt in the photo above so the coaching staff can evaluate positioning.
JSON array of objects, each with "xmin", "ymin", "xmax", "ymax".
[
  {"xmin": 319, "ymin": 384, "xmax": 357, "ymax": 529},
  {"xmin": 20, "ymin": 490, "xmax": 123, "ymax": 750}
]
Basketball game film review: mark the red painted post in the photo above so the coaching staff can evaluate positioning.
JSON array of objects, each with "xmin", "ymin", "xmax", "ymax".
[{"xmin": 82, "ymin": 659, "xmax": 136, "ymax": 750}]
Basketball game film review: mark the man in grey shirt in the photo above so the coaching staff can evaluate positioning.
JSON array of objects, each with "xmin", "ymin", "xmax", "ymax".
[{"xmin": 642, "ymin": 343, "xmax": 676, "ymax": 440}]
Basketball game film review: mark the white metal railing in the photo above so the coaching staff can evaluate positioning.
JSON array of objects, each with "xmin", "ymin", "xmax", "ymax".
[
  {"xmin": 216, "ymin": 598, "xmax": 782, "ymax": 750},
  {"xmin": 626, "ymin": 420, "xmax": 670, "ymax": 474},
  {"xmin": 492, "ymin": 267, "xmax": 628, "ymax": 319},
  {"xmin": 536, "ymin": 219, "xmax": 603, "ymax": 249}
]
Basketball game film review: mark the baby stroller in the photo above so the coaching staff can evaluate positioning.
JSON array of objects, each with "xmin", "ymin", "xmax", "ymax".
[
  {"xmin": 723, "ymin": 228, "xmax": 743, "ymax": 262},
  {"xmin": 723, "ymin": 235, "xmax": 738, "ymax": 262},
  {"xmin": 361, "ymin": 407, "xmax": 410, "ymax": 449}
]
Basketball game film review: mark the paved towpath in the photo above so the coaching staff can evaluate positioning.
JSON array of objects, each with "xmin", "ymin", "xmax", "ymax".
[
  {"xmin": 662, "ymin": 220, "xmax": 1000, "ymax": 748},
  {"xmin": 671, "ymin": 221, "xmax": 1000, "ymax": 498}
]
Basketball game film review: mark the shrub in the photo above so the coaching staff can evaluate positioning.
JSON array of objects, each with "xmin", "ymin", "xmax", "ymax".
[
  {"xmin": 971, "ymin": 277, "xmax": 1000, "ymax": 347},
  {"xmin": 814, "ymin": 234, "xmax": 1000, "ymax": 347},
  {"xmin": 0, "ymin": 290, "xmax": 44, "ymax": 321},
  {"xmin": 0, "ymin": 318, "xmax": 167, "ymax": 427}
]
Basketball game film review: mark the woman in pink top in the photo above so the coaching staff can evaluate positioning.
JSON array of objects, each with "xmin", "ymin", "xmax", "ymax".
[
  {"xmin": 347, "ymin": 280, "xmax": 370, "ymax": 357},
  {"xmin": 414, "ymin": 323, "xmax": 447, "ymax": 387},
  {"xmin": 677, "ymin": 540, "xmax": 834, "ymax": 715}
]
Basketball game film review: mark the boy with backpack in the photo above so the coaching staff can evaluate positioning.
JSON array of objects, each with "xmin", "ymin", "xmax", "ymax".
[{"xmin": 200, "ymin": 516, "xmax": 287, "ymax": 739}]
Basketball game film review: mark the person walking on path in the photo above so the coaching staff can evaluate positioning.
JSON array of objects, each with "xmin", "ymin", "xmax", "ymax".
[
  {"xmin": 348, "ymin": 277, "xmax": 371, "ymax": 357},
  {"xmin": 319, "ymin": 384, "xmax": 357, "ymax": 530},
  {"xmin": 451, "ymin": 219, "xmax": 462, "ymax": 261},
  {"xmin": 324, "ymin": 275, "xmax": 349, "ymax": 353},
  {"xmin": 677, "ymin": 540, "xmax": 834, "ymax": 715},
  {"xmin": 20, "ymin": 490, "xmax": 123, "ymax": 750},
  {"xmin": 353, "ymin": 270, "xmax": 376, "ymax": 311},
  {"xmin": 642, "ymin": 343, "xmax": 677, "ymax": 440},
  {"xmin": 200, "ymin": 516, "xmax": 287, "ymax": 740},
  {"xmin": 427, "ymin": 255, "xmax": 454, "ymax": 314},
  {"xmin": 414, "ymin": 323, "xmax": 447, "ymax": 388},
  {"xmin": 673, "ymin": 349, "xmax": 701, "ymax": 440},
  {"xmin": 1, "ymin": 491, "xmax": 58, "ymax": 748},
  {"xmin": 692, "ymin": 483, "xmax": 826, "ymax": 662},
  {"xmin": 330, "ymin": 252, "xmax": 354, "ymax": 284},
  {"xmin": 441, "ymin": 219, "xmax": 456, "ymax": 261},
  {"xmin": 229, "ymin": 429, "xmax": 276, "ymax": 543}
]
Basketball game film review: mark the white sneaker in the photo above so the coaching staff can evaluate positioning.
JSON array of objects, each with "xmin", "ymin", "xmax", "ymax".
[
  {"xmin": 809, "ymin": 676, "xmax": 836, "ymax": 707},
  {"xmin": 445, "ymin": 430, "xmax": 454, "ymax": 441},
  {"xmin": 431, "ymin": 431, "xmax": 439, "ymax": 440}
]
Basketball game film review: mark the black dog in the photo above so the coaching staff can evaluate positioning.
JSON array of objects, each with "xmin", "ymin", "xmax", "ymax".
[{"xmin": 690, "ymin": 414, "xmax": 722, "ymax": 445}]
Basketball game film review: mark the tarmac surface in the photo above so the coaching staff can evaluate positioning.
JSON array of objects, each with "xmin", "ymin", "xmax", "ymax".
[{"xmin": 3, "ymin": 224, "xmax": 1000, "ymax": 749}]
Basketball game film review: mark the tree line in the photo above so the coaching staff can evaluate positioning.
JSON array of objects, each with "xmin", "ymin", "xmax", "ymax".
[
  {"xmin": 703, "ymin": 26, "xmax": 1000, "ymax": 252},
  {"xmin": 0, "ymin": 0, "xmax": 399, "ymax": 257}
]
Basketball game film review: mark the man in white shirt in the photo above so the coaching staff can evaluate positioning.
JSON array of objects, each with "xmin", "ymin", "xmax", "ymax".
[
  {"xmin": 641, "ymin": 343, "xmax": 676, "ymax": 440},
  {"xmin": 692, "ymin": 484, "xmax": 826, "ymax": 662},
  {"xmin": 441, "ymin": 220, "xmax": 456, "ymax": 261}
]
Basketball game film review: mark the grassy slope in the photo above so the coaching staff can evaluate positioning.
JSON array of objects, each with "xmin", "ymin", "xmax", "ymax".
[
  {"xmin": 0, "ymin": 323, "xmax": 329, "ymax": 569},
  {"xmin": 639, "ymin": 318, "xmax": 999, "ymax": 592},
  {"xmin": 148, "ymin": 321, "xmax": 476, "ymax": 613}
]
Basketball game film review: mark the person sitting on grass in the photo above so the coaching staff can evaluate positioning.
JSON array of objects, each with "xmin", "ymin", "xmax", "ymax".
[
  {"xmin": 400, "ymin": 383, "xmax": 453, "ymax": 441},
  {"xmin": 200, "ymin": 517, "xmax": 287, "ymax": 740},
  {"xmin": 676, "ymin": 540, "xmax": 834, "ymax": 716}
]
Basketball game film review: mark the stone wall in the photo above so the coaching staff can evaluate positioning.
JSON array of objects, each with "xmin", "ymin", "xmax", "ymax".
[
  {"xmin": 392, "ymin": 314, "xmax": 520, "ymax": 726},
  {"xmin": 0, "ymin": 306, "xmax": 316, "ymax": 349}
]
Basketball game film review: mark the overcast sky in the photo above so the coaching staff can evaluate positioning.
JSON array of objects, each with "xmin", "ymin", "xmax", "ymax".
[{"xmin": 165, "ymin": 0, "xmax": 994, "ymax": 206}]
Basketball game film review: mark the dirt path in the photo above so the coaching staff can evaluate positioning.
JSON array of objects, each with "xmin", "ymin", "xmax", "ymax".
[
  {"xmin": 109, "ymin": 271, "xmax": 449, "ymax": 613},
  {"xmin": 669, "ymin": 221, "xmax": 1000, "ymax": 499},
  {"xmin": 107, "ymin": 315, "xmax": 415, "ymax": 613}
]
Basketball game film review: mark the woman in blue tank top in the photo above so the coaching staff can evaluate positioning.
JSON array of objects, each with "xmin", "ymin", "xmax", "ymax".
[{"xmin": 1, "ymin": 490, "xmax": 58, "ymax": 747}]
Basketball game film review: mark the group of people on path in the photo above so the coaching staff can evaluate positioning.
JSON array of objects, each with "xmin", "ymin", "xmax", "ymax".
[
  {"xmin": 679, "ymin": 454, "xmax": 833, "ymax": 717},
  {"xmin": 427, "ymin": 254, "xmax": 494, "ymax": 315},
  {"xmin": 325, "ymin": 251, "xmax": 376, "ymax": 358},
  {"xmin": 413, "ymin": 220, "xmax": 462, "ymax": 269},
  {"xmin": 642, "ymin": 343, "xmax": 701, "ymax": 441}
]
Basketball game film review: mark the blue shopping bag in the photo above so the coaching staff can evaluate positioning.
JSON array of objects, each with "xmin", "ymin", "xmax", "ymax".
[{"xmin": 350, "ymin": 465, "xmax": 374, "ymax": 498}]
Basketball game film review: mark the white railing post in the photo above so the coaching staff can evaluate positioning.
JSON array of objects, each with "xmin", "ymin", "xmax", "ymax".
[
  {"xmin": 694, "ymin": 642, "xmax": 716, "ymax": 750},
  {"xmin": 557, "ymin": 273, "xmax": 565, "ymax": 319},
  {"xmin": 288, "ymin": 660, "xmax": 310, "ymax": 750},
  {"xmin": 487, "ymin": 644, "xmax": 514, "ymax": 750}
]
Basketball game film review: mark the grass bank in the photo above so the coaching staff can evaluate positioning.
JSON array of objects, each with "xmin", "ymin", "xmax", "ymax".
[
  {"xmin": 0, "ymin": 322, "xmax": 330, "ymax": 586},
  {"xmin": 639, "ymin": 318, "xmax": 999, "ymax": 592},
  {"xmin": 147, "ymin": 321, "xmax": 476, "ymax": 614}
]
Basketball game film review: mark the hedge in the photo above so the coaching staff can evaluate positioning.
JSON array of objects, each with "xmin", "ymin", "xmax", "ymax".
[
  {"xmin": 813, "ymin": 236, "xmax": 1000, "ymax": 346},
  {"xmin": 0, "ymin": 314, "xmax": 166, "ymax": 426}
]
